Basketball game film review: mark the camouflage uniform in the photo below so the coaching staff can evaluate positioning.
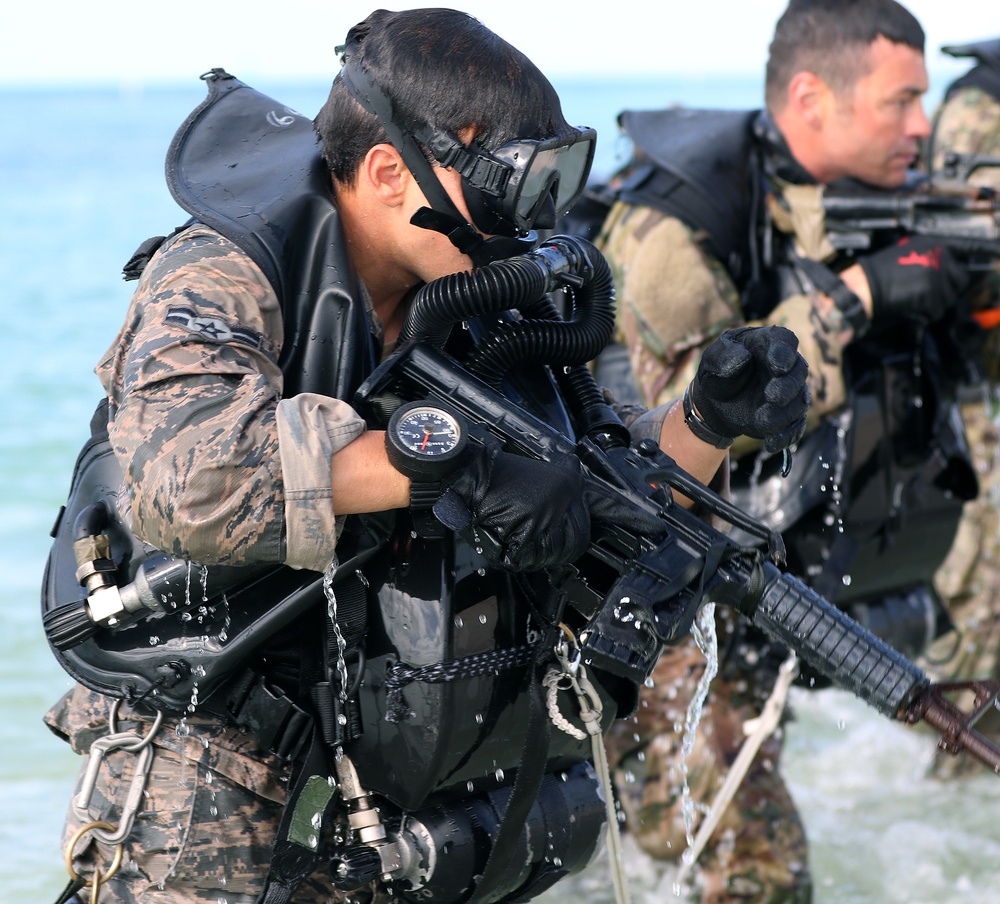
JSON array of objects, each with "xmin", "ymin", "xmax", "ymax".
[
  {"xmin": 921, "ymin": 83, "xmax": 1000, "ymax": 779},
  {"xmin": 45, "ymin": 223, "xmax": 379, "ymax": 902},
  {"xmin": 45, "ymin": 685, "xmax": 388, "ymax": 904},
  {"xmin": 92, "ymin": 222, "xmax": 368, "ymax": 573},
  {"xmin": 597, "ymin": 185, "xmax": 852, "ymax": 902}
]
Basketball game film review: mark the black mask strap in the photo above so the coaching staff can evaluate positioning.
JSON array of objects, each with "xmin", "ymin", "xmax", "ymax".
[{"xmin": 339, "ymin": 43, "xmax": 531, "ymax": 266}]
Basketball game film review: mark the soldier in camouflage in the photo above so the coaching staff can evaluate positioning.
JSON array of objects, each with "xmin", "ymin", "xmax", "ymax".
[
  {"xmin": 919, "ymin": 38, "xmax": 1000, "ymax": 779},
  {"xmin": 42, "ymin": 8, "xmax": 810, "ymax": 904},
  {"xmin": 596, "ymin": 1, "xmax": 981, "ymax": 901}
]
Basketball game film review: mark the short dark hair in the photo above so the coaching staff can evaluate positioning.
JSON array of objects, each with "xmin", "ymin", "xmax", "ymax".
[
  {"xmin": 765, "ymin": 0, "xmax": 925, "ymax": 111},
  {"xmin": 315, "ymin": 7, "xmax": 574, "ymax": 184}
]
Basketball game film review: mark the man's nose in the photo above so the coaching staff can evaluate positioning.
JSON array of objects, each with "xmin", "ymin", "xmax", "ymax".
[{"xmin": 907, "ymin": 102, "xmax": 932, "ymax": 140}]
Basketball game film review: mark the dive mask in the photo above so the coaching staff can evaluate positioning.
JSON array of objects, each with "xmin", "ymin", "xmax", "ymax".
[
  {"xmin": 448, "ymin": 128, "xmax": 597, "ymax": 236},
  {"xmin": 337, "ymin": 40, "xmax": 595, "ymax": 261}
]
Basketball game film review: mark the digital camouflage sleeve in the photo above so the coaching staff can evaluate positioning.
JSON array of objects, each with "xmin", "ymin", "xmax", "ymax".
[{"xmin": 96, "ymin": 223, "xmax": 366, "ymax": 573}]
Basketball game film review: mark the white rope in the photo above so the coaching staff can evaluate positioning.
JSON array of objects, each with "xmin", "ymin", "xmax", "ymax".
[
  {"xmin": 676, "ymin": 653, "xmax": 799, "ymax": 887},
  {"xmin": 551, "ymin": 636, "xmax": 632, "ymax": 904}
]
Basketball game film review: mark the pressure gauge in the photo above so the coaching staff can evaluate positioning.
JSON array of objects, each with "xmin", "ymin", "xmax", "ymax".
[{"xmin": 385, "ymin": 402, "xmax": 469, "ymax": 482}]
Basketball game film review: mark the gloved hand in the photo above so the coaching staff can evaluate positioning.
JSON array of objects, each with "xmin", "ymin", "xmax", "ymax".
[
  {"xmin": 433, "ymin": 436, "xmax": 592, "ymax": 572},
  {"xmin": 858, "ymin": 236, "xmax": 971, "ymax": 324},
  {"xmin": 689, "ymin": 325, "xmax": 809, "ymax": 453}
]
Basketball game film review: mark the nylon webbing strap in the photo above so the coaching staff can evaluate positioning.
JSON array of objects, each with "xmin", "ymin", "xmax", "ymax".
[
  {"xmin": 52, "ymin": 878, "xmax": 86, "ymax": 904},
  {"xmin": 256, "ymin": 730, "xmax": 334, "ymax": 904},
  {"xmin": 465, "ymin": 629, "xmax": 558, "ymax": 904},
  {"xmin": 223, "ymin": 673, "xmax": 313, "ymax": 762},
  {"xmin": 792, "ymin": 253, "xmax": 870, "ymax": 336}
]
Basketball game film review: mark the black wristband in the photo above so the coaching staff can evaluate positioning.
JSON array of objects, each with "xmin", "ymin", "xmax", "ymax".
[
  {"xmin": 409, "ymin": 480, "xmax": 443, "ymax": 510},
  {"xmin": 683, "ymin": 385, "xmax": 735, "ymax": 449}
]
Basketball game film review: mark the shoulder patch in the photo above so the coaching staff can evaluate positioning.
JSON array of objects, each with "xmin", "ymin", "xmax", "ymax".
[{"xmin": 165, "ymin": 305, "xmax": 264, "ymax": 349}]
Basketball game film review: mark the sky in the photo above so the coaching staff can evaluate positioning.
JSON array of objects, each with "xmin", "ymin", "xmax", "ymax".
[{"xmin": 2, "ymin": 0, "xmax": 997, "ymax": 88}]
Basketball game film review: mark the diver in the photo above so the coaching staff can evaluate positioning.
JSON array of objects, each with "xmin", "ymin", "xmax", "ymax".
[
  {"xmin": 918, "ymin": 35, "xmax": 1000, "ymax": 779},
  {"xmin": 40, "ymin": 8, "xmax": 809, "ymax": 904},
  {"xmin": 588, "ymin": 0, "xmax": 986, "ymax": 900}
]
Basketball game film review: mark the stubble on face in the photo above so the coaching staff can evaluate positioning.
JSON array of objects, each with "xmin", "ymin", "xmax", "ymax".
[{"xmin": 828, "ymin": 36, "xmax": 930, "ymax": 188}]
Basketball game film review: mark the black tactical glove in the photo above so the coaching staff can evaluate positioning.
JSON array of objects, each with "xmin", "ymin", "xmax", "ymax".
[
  {"xmin": 859, "ymin": 236, "xmax": 971, "ymax": 324},
  {"xmin": 688, "ymin": 325, "xmax": 809, "ymax": 453},
  {"xmin": 432, "ymin": 436, "xmax": 592, "ymax": 572}
]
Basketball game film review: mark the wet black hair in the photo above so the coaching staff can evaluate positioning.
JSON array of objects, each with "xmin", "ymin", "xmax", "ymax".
[
  {"xmin": 314, "ymin": 7, "xmax": 574, "ymax": 185},
  {"xmin": 765, "ymin": 0, "xmax": 926, "ymax": 111}
]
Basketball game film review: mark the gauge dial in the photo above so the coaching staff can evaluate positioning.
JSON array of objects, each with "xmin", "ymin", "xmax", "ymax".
[{"xmin": 386, "ymin": 402, "xmax": 469, "ymax": 480}]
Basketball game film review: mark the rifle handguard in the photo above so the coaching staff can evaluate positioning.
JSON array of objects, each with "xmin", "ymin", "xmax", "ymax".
[{"xmin": 741, "ymin": 564, "xmax": 928, "ymax": 717}]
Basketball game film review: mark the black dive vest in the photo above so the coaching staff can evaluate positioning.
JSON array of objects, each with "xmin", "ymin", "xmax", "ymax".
[
  {"xmin": 167, "ymin": 68, "xmax": 377, "ymax": 398},
  {"xmin": 614, "ymin": 108, "xmax": 763, "ymax": 302},
  {"xmin": 615, "ymin": 107, "xmax": 977, "ymax": 648},
  {"xmin": 42, "ymin": 72, "xmax": 613, "ymax": 828}
]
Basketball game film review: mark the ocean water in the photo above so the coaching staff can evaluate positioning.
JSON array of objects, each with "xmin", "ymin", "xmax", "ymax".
[{"xmin": 2, "ymin": 73, "xmax": 999, "ymax": 903}]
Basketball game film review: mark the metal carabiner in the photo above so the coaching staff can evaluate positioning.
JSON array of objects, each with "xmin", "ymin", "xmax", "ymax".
[
  {"xmin": 554, "ymin": 622, "xmax": 581, "ymax": 677},
  {"xmin": 73, "ymin": 706, "xmax": 163, "ymax": 846}
]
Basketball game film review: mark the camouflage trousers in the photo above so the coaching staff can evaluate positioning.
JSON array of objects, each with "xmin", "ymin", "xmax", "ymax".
[
  {"xmin": 45, "ymin": 684, "xmax": 387, "ymax": 904},
  {"xmin": 922, "ymin": 400, "xmax": 1000, "ymax": 779},
  {"xmin": 605, "ymin": 615, "xmax": 811, "ymax": 904}
]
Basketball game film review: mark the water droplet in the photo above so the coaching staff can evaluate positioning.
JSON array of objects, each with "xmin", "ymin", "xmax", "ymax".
[
  {"xmin": 475, "ymin": 713, "xmax": 484, "ymax": 724},
  {"xmin": 494, "ymin": 768, "xmax": 505, "ymax": 782}
]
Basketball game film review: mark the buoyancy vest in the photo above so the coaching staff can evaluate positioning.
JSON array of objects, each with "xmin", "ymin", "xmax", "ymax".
[
  {"xmin": 610, "ymin": 106, "xmax": 978, "ymax": 649},
  {"xmin": 167, "ymin": 68, "xmax": 378, "ymax": 398},
  {"xmin": 613, "ymin": 108, "xmax": 764, "ymax": 305}
]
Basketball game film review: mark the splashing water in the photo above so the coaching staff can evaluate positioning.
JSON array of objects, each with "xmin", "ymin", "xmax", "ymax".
[
  {"xmin": 677, "ymin": 602, "xmax": 719, "ymax": 875},
  {"xmin": 323, "ymin": 558, "xmax": 350, "ymax": 749}
]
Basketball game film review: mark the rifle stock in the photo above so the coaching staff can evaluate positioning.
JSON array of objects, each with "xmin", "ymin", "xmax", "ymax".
[{"xmin": 356, "ymin": 340, "xmax": 1000, "ymax": 772}]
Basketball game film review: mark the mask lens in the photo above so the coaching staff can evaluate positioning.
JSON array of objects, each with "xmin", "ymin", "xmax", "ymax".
[{"xmin": 514, "ymin": 137, "xmax": 594, "ymax": 228}]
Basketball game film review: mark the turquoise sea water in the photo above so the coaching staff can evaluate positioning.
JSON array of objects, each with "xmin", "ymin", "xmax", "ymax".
[{"xmin": 2, "ymin": 73, "xmax": 998, "ymax": 902}]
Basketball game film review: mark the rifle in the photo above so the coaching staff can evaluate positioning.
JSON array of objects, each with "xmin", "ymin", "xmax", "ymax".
[
  {"xmin": 822, "ymin": 152, "xmax": 1000, "ymax": 258},
  {"xmin": 822, "ymin": 153, "xmax": 1000, "ymax": 327},
  {"xmin": 354, "ymin": 238, "xmax": 1000, "ymax": 772}
]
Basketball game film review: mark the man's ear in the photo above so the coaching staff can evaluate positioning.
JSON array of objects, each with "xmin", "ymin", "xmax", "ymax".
[
  {"xmin": 787, "ymin": 70, "xmax": 831, "ymax": 130},
  {"xmin": 362, "ymin": 144, "xmax": 409, "ymax": 207}
]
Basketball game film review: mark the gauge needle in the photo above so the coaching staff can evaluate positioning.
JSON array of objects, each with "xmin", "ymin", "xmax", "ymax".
[{"xmin": 421, "ymin": 426, "xmax": 432, "ymax": 451}]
